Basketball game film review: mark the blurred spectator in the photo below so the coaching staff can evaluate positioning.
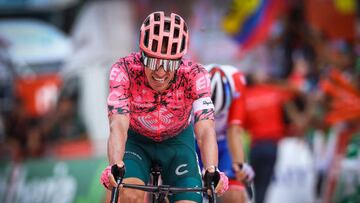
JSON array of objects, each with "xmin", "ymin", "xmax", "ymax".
[
  {"xmin": 0, "ymin": 36, "xmax": 16, "ymax": 115},
  {"xmin": 286, "ymin": 50, "xmax": 324, "ymax": 133},
  {"xmin": 41, "ymin": 77, "xmax": 88, "ymax": 149},
  {"xmin": 314, "ymin": 36, "xmax": 360, "ymax": 201},
  {"xmin": 0, "ymin": 114, "xmax": 6, "ymax": 158},
  {"xmin": 280, "ymin": 3, "xmax": 316, "ymax": 79},
  {"xmin": 49, "ymin": 94, "xmax": 86, "ymax": 143},
  {"xmin": 244, "ymin": 69, "xmax": 293, "ymax": 203},
  {"xmin": 3, "ymin": 97, "xmax": 45, "ymax": 161}
]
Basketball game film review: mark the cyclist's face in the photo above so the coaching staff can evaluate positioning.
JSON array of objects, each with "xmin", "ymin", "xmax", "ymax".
[{"xmin": 145, "ymin": 65, "xmax": 175, "ymax": 92}]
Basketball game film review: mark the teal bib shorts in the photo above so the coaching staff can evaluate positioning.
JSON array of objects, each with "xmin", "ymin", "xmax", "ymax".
[{"xmin": 124, "ymin": 125, "xmax": 203, "ymax": 202}]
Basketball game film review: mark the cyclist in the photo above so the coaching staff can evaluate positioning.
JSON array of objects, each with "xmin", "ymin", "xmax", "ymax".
[
  {"xmin": 100, "ymin": 11, "xmax": 228, "ymax": 203},
  {"xmin": 197, "ymin": 64, "xmax": 254, "ymax": 203}
]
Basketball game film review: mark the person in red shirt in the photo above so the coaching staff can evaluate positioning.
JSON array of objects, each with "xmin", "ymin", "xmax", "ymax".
[{"xmin": 244, "ymin": 70, "xmax": 292, "ymax": 203}]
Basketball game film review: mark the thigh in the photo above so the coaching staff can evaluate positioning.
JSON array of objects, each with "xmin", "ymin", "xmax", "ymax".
[
  {"xmin": 165, "ymin": 155, "xmax": 202, "ymax": 203},
  {"xmin": 123, "ymin": 136, "xmax": 152, "ymax": 183},
  {"xmin": 160, "ymin": 127, "xmax": 203, "ymax": 203}
]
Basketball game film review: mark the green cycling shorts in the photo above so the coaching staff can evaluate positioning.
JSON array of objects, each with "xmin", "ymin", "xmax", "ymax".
[{"xmin": 123, "ymin": 125, "xmax": 203, "ymax": 202}]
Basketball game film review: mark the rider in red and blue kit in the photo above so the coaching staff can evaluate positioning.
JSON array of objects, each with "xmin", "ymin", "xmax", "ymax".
[{"xmin": 197, "ymin": 64, "xmax": 255, "ymax": 203}]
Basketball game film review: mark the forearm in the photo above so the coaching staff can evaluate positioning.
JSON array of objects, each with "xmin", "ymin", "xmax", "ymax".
[
  {"xmin": 107, "ymin": 114, "xmax": 129, "ymax": 165},
  {"xmin": 227, "ymin": 124, "xmax": 245, "ymax": 163},
  {"xmin": 195, "ymin": 120, "xmax": 218, "ymax": 169}
]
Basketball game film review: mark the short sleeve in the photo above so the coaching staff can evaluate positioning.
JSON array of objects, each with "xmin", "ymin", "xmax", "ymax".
[
  {"xmin": 189, "ymin": 65, "xmax": 215, "ymax": 123},
  {"xmin": 228, "ymin": 72, "xmax": 246, "ymax": 126},
  {"xmin": 107, "ymin": 60, "xmax": 131, "ymax": 116}
]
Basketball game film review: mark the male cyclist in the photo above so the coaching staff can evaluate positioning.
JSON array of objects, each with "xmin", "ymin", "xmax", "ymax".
[
  {"xmin": 197, "ymin": 64, "xmax": 254, "ymax": 203},
  {"xmin": 100, "ymin": 11, "xmax": 228, "ymax": 203}
]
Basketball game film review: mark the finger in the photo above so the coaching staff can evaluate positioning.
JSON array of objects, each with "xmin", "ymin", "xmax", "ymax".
[
  {"xmin": 235, "ymin": 171, "xmax": 245, "ymax": 181},
  {"xmin": 108, "ymin": 173, "xmax": 117, "ymax": 188},
  {"xmin": 116, "ymin": 161, "xmax": 125, "ymax": 168},
  {"xmin": 214, "ymin": 180, "xmax": 223, "ymax": 195},
  {"xmin": 215, "ymin": 187, "xmax": 224, "ymax": 196},
  {"xmin": 241, "ymin": 171, "xmax": 250, "ymax": 180}
]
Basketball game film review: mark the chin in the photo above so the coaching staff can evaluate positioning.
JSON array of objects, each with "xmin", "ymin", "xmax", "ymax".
[
  {"xmin": 150, "ymin": 84, "xmax": 167, "ymax": 92},
  {"xmin": 153, "ymin": 86, "xmax": 166, "ymax": 92}
]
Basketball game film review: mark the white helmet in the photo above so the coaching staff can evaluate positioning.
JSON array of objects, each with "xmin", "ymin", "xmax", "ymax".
[{"xmin": 205, "ymin": 64, "xmax": 233, "ymax": 115}]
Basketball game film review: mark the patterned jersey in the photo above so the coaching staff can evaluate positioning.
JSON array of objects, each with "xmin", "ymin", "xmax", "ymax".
[
  {"xmin": 205, "ymin": 64, "xmax": 246, "ymax": 141},
  {"xmin": 107, "ymin": 52, "xmax": 214, "ymax": 141}
]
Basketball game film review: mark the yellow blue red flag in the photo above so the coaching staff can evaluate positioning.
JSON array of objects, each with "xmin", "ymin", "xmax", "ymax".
[{"xmin": 222, "ymin": 0, "xmax": 284, "ymax": 52}]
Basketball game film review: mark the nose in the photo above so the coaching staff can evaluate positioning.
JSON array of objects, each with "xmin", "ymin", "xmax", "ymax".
[{"xmin": 154, "ymin": 66, "xmax": 167, "ymax": 76}]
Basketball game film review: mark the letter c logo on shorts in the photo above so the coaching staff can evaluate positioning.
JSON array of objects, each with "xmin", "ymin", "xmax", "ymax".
[{"xmin": 175, "ymin": 164, "xmax": 189, "ymax": 176}]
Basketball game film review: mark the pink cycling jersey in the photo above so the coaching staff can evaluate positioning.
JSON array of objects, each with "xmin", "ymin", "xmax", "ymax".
[{"xmin": 107, "ymin": 52, "xmax": 214, "ymax": 141}]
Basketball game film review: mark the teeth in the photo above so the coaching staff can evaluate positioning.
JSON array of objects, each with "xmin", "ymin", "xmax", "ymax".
[{"xmin": 153, "ymin": 76, "xmax": 165, "ymax": 83}]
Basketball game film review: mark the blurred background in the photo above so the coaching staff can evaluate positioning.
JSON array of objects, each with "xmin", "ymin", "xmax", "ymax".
[{"xmin": 0, "ymin": 0, "xmax": 359, "ymax": 202}]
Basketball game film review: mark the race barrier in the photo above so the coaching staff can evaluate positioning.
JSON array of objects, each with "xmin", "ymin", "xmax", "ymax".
[{"xmin": 0, "ymin": 156, "xmax": 107, "ymax": 203}]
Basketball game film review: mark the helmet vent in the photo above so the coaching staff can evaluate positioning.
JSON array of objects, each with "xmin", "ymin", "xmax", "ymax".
[
  {"xmin": 180, "ymin": 35, "xmax": 185, "ymax": 52},
  {"xmin": 152, "ymin": 40, "xmax": 158, "ymax": 52},
  {"xmin": 144, "ymin": 30, "xmax": 149, "ymax": 47},
  {"xmin": 164, "ymin": 21, "xmax": 171, "ymax": 32},
  {"xmin": 144, "ymin": 17, "xmax": 150, "ymax": 26},
  {"xmin": 154, "ymin": 24, "xmax": 160, "ymax": 35},
  {"xmin": 183, "ymin": 24, "xmax": 187, "ymax": 33},
  {"xmin": 162, "ymin": 37, "xmax": 169, "ymax": 54},
  {"xmin": 171, "ymin": 43, "xmax": 178, "ymax": 55},
  {"xmin": 174, "ymin": 28, "xmax": 179, "ymax": 38},
  {"xmin": 154, "ymin": 13, "xmax": 161, "ymax": 21},
  {"xmin": 175, "ymin": 15, "xmax": 181, "ymax": 25}
]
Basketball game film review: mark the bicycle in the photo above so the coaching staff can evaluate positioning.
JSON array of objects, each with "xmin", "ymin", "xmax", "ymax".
[
  {"xmin": 244, "ymin": 181, "xmax": 255, "ymax": 203},
  {"xmin": 109, "ymin": 164, "xmax": 217, "ymax": 203}
]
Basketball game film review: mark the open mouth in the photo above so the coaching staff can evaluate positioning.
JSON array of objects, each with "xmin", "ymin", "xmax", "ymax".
[{"xmin": 152, "ymin": 76, "xmax": 166, "ymax": 83}]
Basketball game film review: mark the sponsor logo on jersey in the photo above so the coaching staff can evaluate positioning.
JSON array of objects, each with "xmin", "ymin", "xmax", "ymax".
[
  {"xmin": 203, "ymin": 100, "xmax": 213, "ymax": 106},
  {"xmin": 110, "ymin": 67, "xmax": 129, "ymax": 82},
  {"xmin": 107, "ymin": 91, "xmax": 121, "ymax": 105},
  {"xmin": 196, "ymin": 75, "xmax": 209, "ymax": 91},
  {"xmin": 138, "ymin": 107, "xmax": 174, "ymax": 131}
]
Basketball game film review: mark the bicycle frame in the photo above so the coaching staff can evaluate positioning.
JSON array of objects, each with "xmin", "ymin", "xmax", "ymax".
[
  {"xmin": 122, "ymin": 184, "xmax": 209, "ymax": 202},
  {"xmin": 110, "ymin": 164, "xmax": 217, "ymax": 203}
]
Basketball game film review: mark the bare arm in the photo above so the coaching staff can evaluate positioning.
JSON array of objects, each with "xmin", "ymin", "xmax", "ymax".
[
  {"xmin": 107, "ymin": 114, "xmax": 129, "ymax": 165},
  {"xmin": 228, "ymin": 124, "xmax": 254, "ymax": 182},
  {"xmin": 194, "ymin": 119, "xmax": 218, "ymax": 170},
  {"xmin": 227, "ymin": 124, "xmax": 245, "ymax": 164}
]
